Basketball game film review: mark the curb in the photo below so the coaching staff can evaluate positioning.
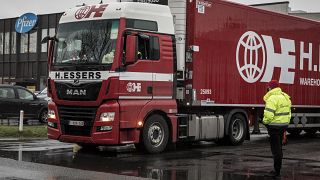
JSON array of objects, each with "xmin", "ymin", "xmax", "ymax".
[{"xmin": 0, "ymin": 137, "xmax": 48, "ymax": 141}]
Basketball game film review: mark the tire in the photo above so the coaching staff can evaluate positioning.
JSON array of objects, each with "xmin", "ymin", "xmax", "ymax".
[
  {"xmin": 304, "ymin": 128, "xmax": 317, "ymax": 137},
  {"xmin": 141, "ymin": 115, "xmax": 169, "ymax": 154},
  {"xmin": 287, "ymin": 129, "xmax": 302, "ymax": 136},
  {"xmin": 226, "ymin": 114, "xmax": 247, "ymax": 145},
  {"xmin": 38, "ymin": 109, "xmax": 48, "ymax": 123}
]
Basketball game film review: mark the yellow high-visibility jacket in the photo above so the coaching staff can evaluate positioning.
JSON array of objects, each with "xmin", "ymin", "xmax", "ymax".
[{"xmin": 263, "ymin": 87, "xmax": 292, "ymax": 126}]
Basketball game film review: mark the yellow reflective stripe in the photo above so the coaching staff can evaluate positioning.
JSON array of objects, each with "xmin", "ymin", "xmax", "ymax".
[
  {"xmin": 269, "ymin": 122, "xmax": 289, "ymax": 126},
  {"xmin": 274, "ymin": 112, "xmax": 290, "ymax": 116},
  {"xmin": 265, "ymin": 108, "xmax": 275, "ymax": 113}
]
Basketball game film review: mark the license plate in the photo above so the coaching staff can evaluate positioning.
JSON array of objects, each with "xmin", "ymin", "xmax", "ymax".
[{"xmin": 69, "ymin": 120, "xmax": 84, "ymax": 126}]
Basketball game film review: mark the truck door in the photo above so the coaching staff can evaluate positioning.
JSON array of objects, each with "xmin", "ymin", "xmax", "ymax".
[
  {"xmin": 152, "ymin": 35, "xmax": 174, "ymax": 99},
  {"xmin": 120, "ymin": 34, "xmax": 174, "ymax": 100},
  {"xmin": 119, "ymin": 33, "xmax": 155, "ymax": 100}
]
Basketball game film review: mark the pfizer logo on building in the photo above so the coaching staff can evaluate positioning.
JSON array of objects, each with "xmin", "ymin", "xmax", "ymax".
[
  {"xmin": 15, "ymin": 13, "xmax": 38, "ymax": 33},
  {"xmin": 236, "ymin": 31, "xmax": 266, "ymax": 83}
]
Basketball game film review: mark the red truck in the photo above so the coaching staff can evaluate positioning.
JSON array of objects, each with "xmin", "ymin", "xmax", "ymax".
[{"xmin": 45, "ymin": 0, "xmax": 320, "ymax": 153}]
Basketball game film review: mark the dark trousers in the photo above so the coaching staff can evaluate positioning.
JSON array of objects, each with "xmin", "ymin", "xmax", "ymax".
[{"xmin": 267, "ymin": 126, "xmax": 287, "ymax": 174}]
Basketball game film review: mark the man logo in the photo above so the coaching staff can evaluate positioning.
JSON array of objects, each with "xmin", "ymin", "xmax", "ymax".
[
  {"xmin": 73, "ymin": 79, "xmax": 80, "ymax": 85},
  {"xmin": 236, "ymin": 31, "xmax": 266, "ymax": 83}
]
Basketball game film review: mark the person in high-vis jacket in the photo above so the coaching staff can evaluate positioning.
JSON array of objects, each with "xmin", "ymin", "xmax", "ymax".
[{"xmin": 263, "ymin": 80, "xmax": 291, "ymax": 177}]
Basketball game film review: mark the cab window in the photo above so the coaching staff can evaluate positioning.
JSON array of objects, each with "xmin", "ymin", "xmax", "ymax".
[{"xmin": 137, "ymin": 36, "xmax": 160, "ymax": 60}]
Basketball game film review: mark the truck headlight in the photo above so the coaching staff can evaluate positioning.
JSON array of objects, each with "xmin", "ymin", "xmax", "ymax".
[
  {"xmin": 48, "ymin": 109, "xmax": 56, "ymax": 119},
  {"xmin": 100, "ymin": 112, "xmax": 115, "ymax": 122}
]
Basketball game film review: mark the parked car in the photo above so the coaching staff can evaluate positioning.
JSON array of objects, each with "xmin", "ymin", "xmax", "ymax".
[
  {"xmin": 36, "ymin": 87, "xmax": 51, "ymax": 102},
  {"xmin": 0, "ymin": 85, "xmax": 48, "ymax": 123}
]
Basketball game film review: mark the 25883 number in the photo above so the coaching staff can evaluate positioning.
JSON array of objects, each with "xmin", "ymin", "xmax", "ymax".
[{"xmin": 200, "ymin": 89, "xmax": 212, "ymax": 95}]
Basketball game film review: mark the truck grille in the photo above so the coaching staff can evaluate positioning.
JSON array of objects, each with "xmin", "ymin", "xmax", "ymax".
[
  {"xmin": 58, "ymin": 105, "xmax": 97, "ymax": 137},
  {"xmin": 55, "ymin": 82, "xmax": 102, "ymax": 101}
]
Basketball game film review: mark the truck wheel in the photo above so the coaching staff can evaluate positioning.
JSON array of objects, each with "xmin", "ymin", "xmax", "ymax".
[
  {"xmin": 227, "ymin": 114, "xmax": 247, "ymax": 145},
  {"xmin": 39, "ymin": 109, "xmax": 48, "ymax": 123},
  {"xmin": 141, "ymin": 115, "xmax": 169, "ymax": 154},
  {"xmin": 287, "ymin": 129, "xmax": 302, "ymax": 136},
  {"xmin": 304, "ymin": 128, "xmax": 317, "ymax": 137}
]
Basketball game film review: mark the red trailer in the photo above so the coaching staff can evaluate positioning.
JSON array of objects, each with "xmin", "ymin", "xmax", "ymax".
[{"xmin": 45, "ymin": 0, "xmax": 320, "ymax": 153}]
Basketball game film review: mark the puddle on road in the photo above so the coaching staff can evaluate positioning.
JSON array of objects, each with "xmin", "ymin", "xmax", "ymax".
[{"xmin": 0, "ymin": 140, "xmax": 319, "ymax": 180}]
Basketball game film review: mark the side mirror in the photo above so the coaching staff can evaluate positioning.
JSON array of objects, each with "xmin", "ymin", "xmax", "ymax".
[
  {"xmin": 125, "ymin": 35, "xmax": 137, "ymax": 65},
  {"xmin": 48, "ymin": 40, "xmax": 55, "ymax": 70},
  {"xmin": 41, "ymin": 35, "xmax": 58, "ymax": 44},
  {"xmin": 41, "ymin": 36, "xmax": 50, "ymax": 44}
]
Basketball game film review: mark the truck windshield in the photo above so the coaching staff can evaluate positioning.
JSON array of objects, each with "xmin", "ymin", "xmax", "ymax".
[{"xmin": 53, "ymin": 19, "xmax": 119, "ymax": 67}]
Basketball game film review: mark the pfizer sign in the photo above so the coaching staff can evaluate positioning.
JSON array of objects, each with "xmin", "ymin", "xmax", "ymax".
[{"xmin": 15, "ymin": 13, "xmax": 38, "ymax": 33}]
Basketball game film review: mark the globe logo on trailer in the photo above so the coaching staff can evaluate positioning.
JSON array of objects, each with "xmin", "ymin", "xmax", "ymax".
[
  {"xmin": 15, "ymin": 13, "xmax": 38, "ymax": 33},
  {"xmin": 236, "ymin": 31, "xmax": 266, "ymax": 83}
]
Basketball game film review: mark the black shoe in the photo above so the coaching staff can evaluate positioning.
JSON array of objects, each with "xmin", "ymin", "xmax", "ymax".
[{"xmin": 264, "ymin": 170, "xmax": 280, "ymax": 177}]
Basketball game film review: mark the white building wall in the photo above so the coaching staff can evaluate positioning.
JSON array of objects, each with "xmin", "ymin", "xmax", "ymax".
[
  {"xmin": 251, "ymin": 2, "xmax": 289, "ymax": 14},
  {"xmin": 251, "ymin": 1, "xmax": 320, "ymax": 21}
]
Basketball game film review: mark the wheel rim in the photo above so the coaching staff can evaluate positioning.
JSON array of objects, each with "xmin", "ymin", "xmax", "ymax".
[
  {"xmin": 148, "ymin": 122, "xmax": 164, "ymax": 147},
  {"xmin": 41, "ymin": 110, "xmax": 48, "ymax": 123},
  {"xmin": 232, "ymin": 118, "xmax": 244, "ymax": 141}
]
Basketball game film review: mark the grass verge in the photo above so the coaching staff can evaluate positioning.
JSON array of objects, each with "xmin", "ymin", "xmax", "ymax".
[{"xmin": 0, "ymin": 125, "xmax": 47, "ymax": 138}]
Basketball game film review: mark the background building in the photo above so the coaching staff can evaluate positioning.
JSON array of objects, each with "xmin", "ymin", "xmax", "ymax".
[
  {"xmin": 0, "ymin": 13, "xmax": 62, "ymax": 91},
  {"xmin": 252, "ymin": 1, "xmax": 320, "ymax": 21}
]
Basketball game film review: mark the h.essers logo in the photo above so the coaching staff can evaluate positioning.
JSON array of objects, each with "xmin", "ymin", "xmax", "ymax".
[
  {"xmin": 236, "ymin": 31, "xmax": 320, "ymax": 86},
  {"xmin": 75, "ymin": 4, "xmax": 108, "ymax": 20},
  {"xmin": 126, "ymin": 82, "xmax": 141, "ymax": 93}
]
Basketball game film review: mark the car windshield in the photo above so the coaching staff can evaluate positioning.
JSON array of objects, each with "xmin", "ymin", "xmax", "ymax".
[
  {"xmin": 53, "ymin": 19, "xmax": 119, "ymax": 67},
  {"xmin": 39, "ymin": 88, "xmax": 47, "ymax": 95}
]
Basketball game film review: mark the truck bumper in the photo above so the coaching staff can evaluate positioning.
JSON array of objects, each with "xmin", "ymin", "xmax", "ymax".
[
  {"xmin": 47, "ymin": 100, "xmax": 130, "ymax": 145},
  {"xmin": 48, "ymin": 128, "xmax": 120, "ymax": 145}
]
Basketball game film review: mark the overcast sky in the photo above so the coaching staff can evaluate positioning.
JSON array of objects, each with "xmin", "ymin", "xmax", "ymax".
[{"xmin": 0, "ymin": 0, "xmax": 319, "ymax": 19}]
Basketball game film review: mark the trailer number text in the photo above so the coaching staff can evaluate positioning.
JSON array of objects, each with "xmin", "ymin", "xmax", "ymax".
[{"xmin": 200, "ymin": 89, "xmax": 212, "ymax": 95}]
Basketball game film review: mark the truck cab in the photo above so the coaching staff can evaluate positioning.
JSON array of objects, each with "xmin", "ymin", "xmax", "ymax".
[{"xmin": 47, "ymin": 2, "xmax": 179, "ymax": 153}]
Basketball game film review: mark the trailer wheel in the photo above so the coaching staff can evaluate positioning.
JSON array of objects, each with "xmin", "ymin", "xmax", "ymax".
[
  {"xmin": 141, "ymin": 115, "xmax": 169, "ymax": 154},
  {"xmin": 227, "ymin": 114, "xmax": 247, "ymax": 145},
  {"xmin": 287, "ymin": 129, "xmax": 302, "ymax": 136}
]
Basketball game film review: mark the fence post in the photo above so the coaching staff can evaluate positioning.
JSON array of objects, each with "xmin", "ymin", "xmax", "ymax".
[{"xmin": 19, "ymin": 110, "xmax": 24, "ymax": 132}]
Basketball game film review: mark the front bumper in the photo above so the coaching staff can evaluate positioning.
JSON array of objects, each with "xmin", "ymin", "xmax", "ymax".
[{"xmin": 47, "ymin": 101, "xmax": 121, "ymax": 145}]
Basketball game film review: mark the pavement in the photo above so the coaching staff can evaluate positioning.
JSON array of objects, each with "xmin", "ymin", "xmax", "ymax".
[{"xmin": 1, "ymin": 126, "xmax": 319, "ymax": 180}]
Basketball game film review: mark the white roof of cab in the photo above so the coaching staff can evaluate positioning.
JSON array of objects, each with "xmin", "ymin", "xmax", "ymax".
[{"xmin": 59, "ymin": 2, "xmax": 174, "ymax": 35}]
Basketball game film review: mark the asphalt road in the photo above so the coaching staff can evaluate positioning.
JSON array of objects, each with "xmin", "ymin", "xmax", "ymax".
[{"xmin": 0, "ymin": 131, "xmax": 320, "ymax": 180}]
